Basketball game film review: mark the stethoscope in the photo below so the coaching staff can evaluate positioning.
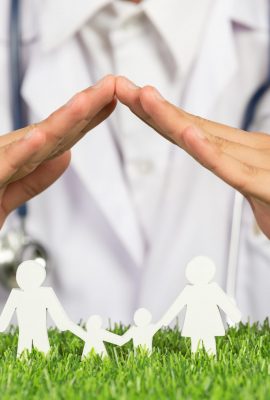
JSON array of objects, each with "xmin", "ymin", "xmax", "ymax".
[{"xmin": 0, "ymin": 0, "xmax": 270, "ymax": 293}]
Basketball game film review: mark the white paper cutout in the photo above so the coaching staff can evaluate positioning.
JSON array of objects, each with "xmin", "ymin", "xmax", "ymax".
[
  {"xmin": 0, "ymin": 260, "xmax": 83, "ymax": 357},
  {"xmin": 80, "ymin": 315, "xmax": 124, "ymax": 359},
  {"xmin": 0, "ymin": 257, "xmax": 242, "ymax": 360},
  {"xmin": 161, "ymin": 256, "xmax": 242, "ymax": 355},
  {"xmin": 120, "ymin": 308, "xmax": 167, "ymax": 354}
]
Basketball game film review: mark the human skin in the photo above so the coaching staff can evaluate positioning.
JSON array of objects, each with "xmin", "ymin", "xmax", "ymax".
[
  {"xmin": 115, "ymin": 76, "xmax": 270, "ymax": 239},
  {"xmin": 2, "ymin": 72, "xmax": 270, "ymax": 240},
  {"xmin": 0, "ymin": 75, "xmax": 116, "ymax": 228}
]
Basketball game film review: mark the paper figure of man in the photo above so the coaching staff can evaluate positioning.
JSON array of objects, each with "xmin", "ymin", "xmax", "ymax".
[
  {"xmin": 119, "ymin": 307, "xmax": 167, "ymax": 354},
  {"xmin": 80, "ymin": 315, "xmax": 124, "ymax": 359},
  {"xmin": 0, "ymin": 260, "xmax": 83, "ymax": 356},
  {"xmin": 161, "ymin": 256, "xmax": 242, "ymax": 355}
]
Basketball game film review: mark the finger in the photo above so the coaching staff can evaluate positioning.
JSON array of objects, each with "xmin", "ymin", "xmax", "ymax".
[
  {"xmin": 116, "ymin": 76, "xmax": 177, "ymax": 145},
  {"xmin": 0, "ymin": 130, "xmax": 46, "ymax": 187},
  {"xmin": 117, "ymin": 77, "xmax": 270, "ymax": 149},
  {"xmin": 116, "ymin": 76, "xmax": 146, "ymax": 117},
  {"xmin": 0, "ymin": 127, "xmax": 31, "ymax": 147},
  {"xmin": 81, "ymin": 97, "xmax": 117, "ymax": 134},
  {"xmin": 1, "ymin": 152, "xmax": 71, "ymax": 217},
  {"xmin": 185, "ymin": 111, "xmax": 270, "ymax": 148},
  {"xmin": 203, "ymin": 134, "xmax": 270, "ymax": 170},
  {"xmin": 0, "ymin": 75, "xmax": 116, "ymax": 165},
  {"xmin": 138, "ymin": 85, "xmax": 270, "ymax": 149},
  {"xmin": 181, "ymin": 126, "xmax": 270, "ymax": 202},
  {"xmin": 133, "ymin": 83, "xmax": 270, "ymax": 169},
  {"xmin": 40, "ymin": 75, "xmax": 116, "ymax": 148},
  {"xmin": 48, "ymin": 97, "xmax": 117, "ymax": 159}
]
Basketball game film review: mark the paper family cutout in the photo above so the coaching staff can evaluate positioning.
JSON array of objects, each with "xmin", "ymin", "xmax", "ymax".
[
  {"xmin": 161, "ymin": 256, "xmax": 242, "ymax": 355},
  {"xmin": 0, "ymin": 260, "xmax": 84, "ymax": 356},
  {"xmin": 80, "ymin": 315, "xmax": 123, "ymax": 359},
  {"xmin": 0, "ymin": 256, "xmax": 241, "ymax": 358}
]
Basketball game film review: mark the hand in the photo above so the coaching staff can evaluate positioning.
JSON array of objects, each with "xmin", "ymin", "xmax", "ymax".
[
  {"xmin": 68, "ymin": 323, "xmax": 87, "ymax": 341},
  {"xmin": 116, "ymin": 76, "xmax": 270, "ymax": 239},
  {"xmin": 55, "ymin": 320, "xmax": 68, "ymax": 332},
  {"xmin": 0, "ymin": 75, "xmax": 116, "ymax": 228},
  {"xmin": 116, "ymin": 335, "xmax": 129, "ymax": 347}
]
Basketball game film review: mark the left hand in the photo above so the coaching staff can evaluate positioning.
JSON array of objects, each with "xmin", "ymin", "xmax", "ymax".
[
  {"xmin": 116, "ymin": 76, "xmax": 270, "ymax": 239},
  {"xmin": 0, "ymin": 75, "xmax": 116, "ymax": 228}
]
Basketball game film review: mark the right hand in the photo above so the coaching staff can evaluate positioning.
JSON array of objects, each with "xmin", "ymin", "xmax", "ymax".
[
  {"xmin": 116, "ymin": 76, "xmax": 270, "ymax": 239},
  {"xmin": 0, "ymin": 75, "xmax": 116, "ymax": 228}
]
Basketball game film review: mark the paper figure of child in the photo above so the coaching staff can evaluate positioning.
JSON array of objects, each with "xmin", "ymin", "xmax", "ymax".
[
  {"xmin": 119, "ymin": 308, "xmax": 166, "ymax": 354},
  {"xmin": 79, "ymin": 315, "xmax": 124, "ymax": 359},
  {"xmin": 161, "ymin": 256, "xmax": 242, "ymax": 355},
  {"xmin": 0, "ymin": 260, "xmax": 83, "ymax": 357}
]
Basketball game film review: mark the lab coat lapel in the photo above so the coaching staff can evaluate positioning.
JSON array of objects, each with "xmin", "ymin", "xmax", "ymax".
[
  {"xmin": 21, "ymin": 39, "xmax": 144, "ymax": 267},
  {"xmin": 40, "ymin": 0, "xmax": 111, "ymax": 52},
  {"xmin": 181, "ymin": 0, "xmax": 238, "ymax": 116},
  {"xmin": 144, "ymin": 0, "xmax": 215, "ymax": 78}
]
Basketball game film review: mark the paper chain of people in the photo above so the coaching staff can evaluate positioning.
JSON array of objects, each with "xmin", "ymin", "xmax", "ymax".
[{"xmin": 0, "ymin": 256, "xmax": 241, "ymax": 359}]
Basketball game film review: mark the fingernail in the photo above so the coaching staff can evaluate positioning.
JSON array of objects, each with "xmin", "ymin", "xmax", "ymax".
[{"xmin": 151, "ymin": 87, "xmax": 164, "ymax": 101}]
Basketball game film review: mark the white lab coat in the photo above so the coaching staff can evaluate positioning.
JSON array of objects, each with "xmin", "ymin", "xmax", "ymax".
[{"xmin": 0, "ymin": 0, "xmax": 270, "ymax": 325}]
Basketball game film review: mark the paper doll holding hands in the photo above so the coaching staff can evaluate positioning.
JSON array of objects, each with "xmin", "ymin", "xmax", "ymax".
[
  {"xmin": 161, "ymin": 256, "xmax": 242, "ymax": 355},
  {"xmin": 80, "ymin": 315, "xmax": 124, "ymax": 359},
  {"xmin": 119, "ymin": 308, "xmax": 168, "ymax": 354},
  {"xmin": 81, "ymin": 308, "xmax": 168, "ymax": 357},
  {"xmin": 0, "ymin": 260, "xmax": 83, "ymax": 356},
  {"xmin": 119, "ymin": 257, "xmax": 241, "ymax": 356}
]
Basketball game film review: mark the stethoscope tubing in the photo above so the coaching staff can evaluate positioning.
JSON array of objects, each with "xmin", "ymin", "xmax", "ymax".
[{"xmin": 9, "ymin": 0, "xmax": 28, "ymax": 218}]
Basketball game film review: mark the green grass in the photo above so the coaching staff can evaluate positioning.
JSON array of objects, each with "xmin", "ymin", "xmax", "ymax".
[{"xmin": 0, "ymin": 322, "xmax": 269, "ymax": 399}]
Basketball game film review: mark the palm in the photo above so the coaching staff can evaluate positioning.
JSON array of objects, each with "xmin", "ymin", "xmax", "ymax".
[
  {"xmin": 248, "ymin": 198, "xmax": 270, "ymax": 238},
  {"xmin": 0, "ymin": 153, "xmax": 71, "ymax": 226}
]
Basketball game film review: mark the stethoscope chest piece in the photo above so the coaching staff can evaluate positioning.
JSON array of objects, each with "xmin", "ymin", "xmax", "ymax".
[{"xmin": 0, "ymin": 225, "xmax": 49, "ymax": 289}]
